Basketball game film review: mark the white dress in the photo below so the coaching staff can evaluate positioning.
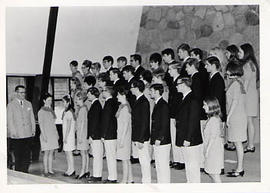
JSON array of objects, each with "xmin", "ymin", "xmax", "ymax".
[
  {"xmin": 62, "ymin": 110, "xmax": 76, "ymax": 151},
  {"xmin": 204, "ymin": 116, "xmax": 224, "ymax": 174},
  {"xmin": 116, "ymin": 105, "xmax": 132, "ymax": 160}
]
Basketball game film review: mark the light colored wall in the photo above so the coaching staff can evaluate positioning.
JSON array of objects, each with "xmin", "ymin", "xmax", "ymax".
[{"xmin": 6, "ymin": 6, "xmax": 143, "ymax": 76}]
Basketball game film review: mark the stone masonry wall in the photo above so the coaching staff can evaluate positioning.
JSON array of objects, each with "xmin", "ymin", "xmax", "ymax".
[{"xmin": 136, "ymin": 5, "xmax": 259, "ymax": 68}]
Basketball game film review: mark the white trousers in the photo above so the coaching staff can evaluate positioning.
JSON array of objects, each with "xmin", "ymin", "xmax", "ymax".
[
  {"xmin": 154, "ymin": 144, "xmax": 171, "ymax": 183},
  {"xmin": 170, "ymin": 118, "xmax": 184, "ymax": 163},
  {"xmin": 200, "ymin": 120, "xmax": 206, "ymax": 168},
  {"xmin": 135, "ymin": 141, "xmax": 151, "ymax": 183},
  {"xmin": 132, "ymin": 141, "xmax": 138, "ymax": 158},
  {"xmin": 91, "ymin": 140, "xmax": 103, "ymax": 177},
  {"xmin": 182, "ymin": 144, "xmax": 201, "ymax": 183},
  {"xmin": 104, "ymin": 140, "xmax": 117, "ymax": 181}
]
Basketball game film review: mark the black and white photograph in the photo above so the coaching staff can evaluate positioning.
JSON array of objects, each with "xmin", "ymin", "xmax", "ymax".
[{"xmin": 1, "ymin": 0, "xmax": 269, "ymax": 192}]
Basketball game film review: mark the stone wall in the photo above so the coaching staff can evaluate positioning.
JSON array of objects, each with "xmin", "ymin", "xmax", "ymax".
[{"xmin": 136, "ymin": 5, "xmax": 259, "ymax": 68}]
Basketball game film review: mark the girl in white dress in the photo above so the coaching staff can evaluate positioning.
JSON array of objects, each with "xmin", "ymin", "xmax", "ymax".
[
  {"xmin": 75, "ymin": 92, "xmax": 90, "ymax": 179},
  {"xmin": 203, "ymin": 97, "xmax": 224, "ymax": 183},
  {"xmin": 116, "ymin": 88, "xmax": 134, "ymax": 184},
  {"xmin": 62, "ymin": 95, "xmax": 76, "ymax": 177}
]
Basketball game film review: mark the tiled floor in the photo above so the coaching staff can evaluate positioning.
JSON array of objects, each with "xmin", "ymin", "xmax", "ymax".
[{"xmin": 10, "ymin": 142, "xmax": 260, "ymax": 184}]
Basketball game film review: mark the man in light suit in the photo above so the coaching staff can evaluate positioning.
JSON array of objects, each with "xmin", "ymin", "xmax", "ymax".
[
  {"xmin": 130, "ymin": 80, "xmax": 151, "ymax": 183},
  {"xmin": 150, "ymin": 84, "xmax": 171, "ymax": 183},
  {"xmin": 175, "ymin": 78, "xmax": 203, "ymax": 183},
  {"xmin": 7, "ymin": 85, "xmax": 36, "ymax": 173}
]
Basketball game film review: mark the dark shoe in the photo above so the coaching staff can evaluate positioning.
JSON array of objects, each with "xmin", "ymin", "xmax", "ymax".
[
  {"xmin": 174, "ymin": 163, "xmax": 185, "ymax": 170},
  {"xmin": 130, "ymin": 157, "xmax": 139, "ymax": 164},
  {"xmin": 220, "ymin": 168, "xmax": 225, "ymax": 175},
  {"xmin": 200, "ymin": 168, "xmax": 205, "ymax": 173},
  {"xmin": 224, "ymin": 143, "xmax": 236, "ymax": 151},
  {"xmin": 170, "ymin": 162, "xmax": 178, "ymax": 168},
  {"xmin": 87, "ymin": 176, "xmax": 102, "ymax": 183},
  {"xmin": 103, "ymin": 179, "xmax": 117, "ymax": 183},
  {"xmin": 85, "ymin": 172, "xmax": 90, "ymax": 178},
  {"xmin": 43, "ymin": 173, "xmax": 50, "ymax": 177},
  {"xmin": 76, "ymin": 173, "xmax": 88, "ymax": 179},
  {"xmin": 151, "ymin": 160, "xmax": 155, "ymax": 164},
  {"xmin": 227, "ymin": 170, "xmax": 244, "ymax": 177},
  {"xmin": 88, "ymin": 154, "xmax": 93, "ymax": 158},
  {"xmin": 244, "ymin": 147, "xmax": 255, "ymax": 153},
  {"xmin": 63, "ymin": 171, "xmax": 75, "ymax": 177}
]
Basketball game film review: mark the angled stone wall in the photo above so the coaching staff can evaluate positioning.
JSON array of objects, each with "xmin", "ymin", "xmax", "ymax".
[{"xmin": 136, "ymin": 5, "xmax": 259, "ymax": 68}]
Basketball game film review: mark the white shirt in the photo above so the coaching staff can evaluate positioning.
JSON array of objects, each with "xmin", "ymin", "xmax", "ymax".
[
  {"xmin": 113, "ymin": 78, "xmax": 119, "ymax": 85},
  {"xmin": 135, "ymin": 65, "xmax": 140, "ymax": 71},
  {"xmin": 210, "ymin": 71, "xmax": 219, "ymax": 80},
  {"xmin": 191, "ymin": 71, "xmax": 199, "ymax": 78},
  {"xmin": 182, "ymin": 90, "xmax": 191, "ymax": 100},
  {"xmin": 105, "ymin": 96, "xmax": 112, "ymax": 101},
  {"xmin": 155, "ymin": 96, "xmax": 162, "ymax": 104},
  {"xmin": 136, "ymin": 93, "xmax": 144, "ymax": 100},
  {"xmin": 91, "ymin": 98, "xmax": 98, "ymax": 104}
]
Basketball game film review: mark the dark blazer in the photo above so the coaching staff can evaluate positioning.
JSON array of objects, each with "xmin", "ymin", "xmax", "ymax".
[
  {"xmin": 126, "ymin": 76, "xmax": 137, "ymax": 109},
  {"xmin": 175, "ymin": 92, "xmax": 203, "ymax": 147},
  {"xmin": 207, "ymin": 72, "xmax": 227, "ymax": 122},
  {"xmin": 131, "ymin": 95, "xmax": 150, "ymax": 143},
  {"xmin": 87, "ymin": 100, "xmax": 102, "ymax": 140},
  {"xmin": 100, "ymin": 98, "xmax": 118, "ymax": 140},
  {"xmin": 198, "ymin": 61, "xmax": 209, "ymax": 101},
  {"xmin": 168, "ymin": 75, "xmax": 183, "ymax": 118},
  {"xmin": 151, "ymin": 98, "xmax": 171, "ymax": 145},
  {"xmin": 191, "ymin": 72, "xmax": 206, "ymax": 120},
  {"xmin": 134, "ymin": 65, "xmax": 145, "ymax": 79}
]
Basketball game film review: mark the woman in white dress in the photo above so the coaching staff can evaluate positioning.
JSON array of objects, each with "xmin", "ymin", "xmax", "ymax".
[
  {"xmin": 238, "ymin": 43, "xmax": 259, "ymax": 153},
  {"xmin": 116, "ymin": 87, "xmax": 134, "ymax": 183},
  {"xmin": 62, "ymin": 95, "xmax": 76, "ymax": 177}
]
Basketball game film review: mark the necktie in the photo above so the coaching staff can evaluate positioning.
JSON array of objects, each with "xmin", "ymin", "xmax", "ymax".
[{"xmin": 20, "ymin": 101, "xmax": 23, "ymax": 106}]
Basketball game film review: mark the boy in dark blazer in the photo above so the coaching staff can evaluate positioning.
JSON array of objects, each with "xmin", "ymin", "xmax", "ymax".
[
  {"xmin": 100, "ymin": 83, "xmax": 119, "ymax": 183},
  {"xmin": 130, "ymin": 80, "xmax": 151, "ymax": 183},
  {"xmin": 150, "ymin": 84, "xmax": 171, "ymax": 183},
  {"xmin": 175, "ymin": 77, "xmax": 203, "ymax": 183},
  {"xmin": 87, "ymin": 87, "xmax": 103, "ymax": 183}
]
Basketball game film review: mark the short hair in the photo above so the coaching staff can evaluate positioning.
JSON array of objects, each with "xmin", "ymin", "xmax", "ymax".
[
  {"xmin": 190, "ymin": 48, "xmax": 203, "ymax": 60},
  {"xmin": 149, "ymin": 52, "xmax": 162, "ymax": 65},
  {"xmin": 178, "ymin": 77, "xmax": 192, "ymax": 88},
  {"xmin": 161, "ymin": 48, "xmax": 175, "ymax": 59},
  {"xmin": 103, "ymin": 55, "xmax": 114, "ymax": 64},
  {"xmin": 15, "ymin": 85, "xmax": 25, "ymax": 91},
  {"xmin": 82, "ymin": 60, "xmax": 92, "ymax": 68},
  {"xmin": 109, "ymin": 67, "xmax": 121, "ymax": 77},
  {"xmin": 226, "ymin": 61, "xmax": 244, "ymax": 77},
  {"xmin": 75, "ymin": 91, "xmax": 85, "ymax": 101},
  {"xmin": 205, "ymin": 56, "xmax": 221, "ymax": 70},
  {"xmin": 97, "ymin": 72, "xmax": 110, "ymax": 82},
  {"xmin": 141, "ymin": 70, "xmax": 153, "ymax": 84},
  {"xmin": 150, "ymin": 83, "xmax": 164, "ymax": 96},
  {"xmin": 184, "ymin": 58, "xmax": 200, "ymax": 70},
  {"xmin": 71, "ymin": 77, "xmax": 82, "ymax": 89},
  {"xmin": 177, "ymin": 43, "xmax": 190, "ymax": 53},
  {"xmin": 70, "ymin": 60, "xmax": 78, "ymax": 67},
  {"xmin": 130, "ymin": 54, "xmax": 142, "ymax": 64},
  {"xmin": 131, "ymin": 79, "xmax": 145, "ymax": 92},
  {"xmin": 152, "ymin": 68, "xmax": 165, "ymax": 80},
  {"xmin": 117, "ymin": 56, "xmax": 127, "ymax": 64},
  {"xmin": 91, "ymin": 62, "xmax": 101, "ymax": 70},
  {"xmin": 204, "ymin": 96, "xmax": 221, "ymax": 118},
  {"xmin": 87, "ymin": 87, "xmax": 100, "ymax": 98},
  {"xmin": 117, "ymin": 86, "xmax": 129, "ymax": 96},
  {"xmin": 104, "ymin": 82, "xmax": 114, "ymax": 95},
  {"xmin": 122, "ymin": 65, "xmax": 135, "ymax": 74},
  {"xmin": 84, "ymin": 75, "xmax": 96, "ymax": 86},
  {"xmin": 42, "ymin": 92, "xmax": 52, "ymax": 101}
]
